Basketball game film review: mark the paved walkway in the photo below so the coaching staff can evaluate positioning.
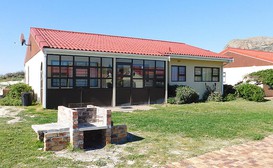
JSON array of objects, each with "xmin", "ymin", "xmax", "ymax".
[{"xmin": 167, "ymin": 135, "xmax": 273, "ymax": 168}]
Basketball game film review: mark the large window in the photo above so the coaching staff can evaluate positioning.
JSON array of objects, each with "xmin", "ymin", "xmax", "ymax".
[
  {"xmin": 171, "ymin": 65, "xmax": 186, "ymax": 82},
  {"xmin": 47, "ymin": 55, "xmax": 113, "ymax": 89},
  {"xmin": 47, "ymin": 55, "xmax": 73, "ymax": 88},
  {"xmin": 194, "ymin": 67, "xmax": 220, "ymax": 82},
  {"xmin": 116, "ymin": 59, "xmax": 165, "ymax": 88}
]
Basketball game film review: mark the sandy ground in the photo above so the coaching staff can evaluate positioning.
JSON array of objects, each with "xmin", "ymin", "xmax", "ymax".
[
  {"xmin": 0, "ymin": 106, "xmax": 24, "ymax": 124},
  {"xmin": 55, "ymin": 145, "xmax": 128, "ymax": 168}
]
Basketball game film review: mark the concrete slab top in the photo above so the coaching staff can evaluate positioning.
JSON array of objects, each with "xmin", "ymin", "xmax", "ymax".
[{"xmin": 32, "ymin": 123, "xmax": 69, "ymax": 133}]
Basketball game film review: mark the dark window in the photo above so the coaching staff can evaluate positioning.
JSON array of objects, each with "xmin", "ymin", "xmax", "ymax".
[
  {"xmin": 47, "ymin": 55, "xmax": 113, "ymax": 89},
  {"xmin": 171, "ymin": 66, "xmax": 186, "ymax": 82},
  {"xmin": 194, "ymin": 67, "xmax": 220, "ymax": 82}
]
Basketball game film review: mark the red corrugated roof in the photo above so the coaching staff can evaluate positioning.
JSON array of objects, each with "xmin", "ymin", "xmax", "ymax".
[
  {"xmin": 30, "ymin": 27, "xmax": 229, "ymax": 59},
  {"xmin": 220, "ymin": 47, "xmax": 273, "ymax": 63}
]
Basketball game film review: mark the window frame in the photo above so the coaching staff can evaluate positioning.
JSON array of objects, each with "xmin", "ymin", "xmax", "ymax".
[
  {"xmin": 171, "ymin": 65, "xmax": 186, "ymax": 82},
  {"xmin": 194, "ymin": 67, "xmax": 220, "ymax": 82}
]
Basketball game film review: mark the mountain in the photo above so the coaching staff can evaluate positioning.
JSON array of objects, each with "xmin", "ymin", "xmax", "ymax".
[{"xmin": 225, "ymin": 37, "xmax": 273, "ymax": 52}]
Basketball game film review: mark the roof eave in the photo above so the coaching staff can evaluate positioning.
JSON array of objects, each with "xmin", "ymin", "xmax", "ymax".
[
  {"xmin": 43, "ymin": 48, "xmax": 169, "ymax": 61},
  {"xmin": 170, "ymin": 54, "xmax": 233, "ymax": 63}
]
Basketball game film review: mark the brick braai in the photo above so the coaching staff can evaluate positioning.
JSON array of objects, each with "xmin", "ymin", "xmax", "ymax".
[{"xmin": 32, "ymin": 105, "xmax": 127, "ymax": 151}]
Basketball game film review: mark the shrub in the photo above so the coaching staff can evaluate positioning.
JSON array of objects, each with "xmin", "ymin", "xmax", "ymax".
[
  {"xmin": 235, "ymin": 83, "xmax": 264, "ymax": 102},
  {"xmin": 225, "ymin": 93, "xmax": 237, "ymax": 101},
  {"xmin": 207, "ymin": 92, "xmax": 223, "ymax": 102},
  {"xmin": 223, "ymin": 84, "xmax": 236, "ymax": 97},
  {"xmin": 167, "ymin": 97, "xmax": 176, "ymax": 104},
  {"xmin": 0, "ymin": 83, "xmax": 33, "ymax": 106},
  {"xmin": 168, "ymin": 85, "xmax": 179, "ymax": 98},
  {"xmin": 247, "ymin": 69, "xmax": 273, "ymax": 88},
  {"xmin": 175, "ymin": 86, "xmax": 199, "ymax": 104}
]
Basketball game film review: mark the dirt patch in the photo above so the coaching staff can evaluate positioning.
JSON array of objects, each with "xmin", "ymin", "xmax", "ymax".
[
  {"xmin": 0, "ymin": 106, "xmax": 24, "ymax": 124},
  {"xmin": 55, "ymin": 144, "xmax": 128, "ymax": 168}
]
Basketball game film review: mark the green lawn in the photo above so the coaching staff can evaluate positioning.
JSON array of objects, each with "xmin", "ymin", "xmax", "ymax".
[
  {"xmin": 1, "ymin": 99, "xmax": 273, "ymax": 167},
  {"xmin": 113, "ymin": 99, "xmax": 273, "ymax": 140}
]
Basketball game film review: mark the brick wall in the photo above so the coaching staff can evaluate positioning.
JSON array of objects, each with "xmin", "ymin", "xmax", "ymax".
[
  {"xmin": 111, "ymin": 125, "xmax": 127, "ymax": 144},
  {"xmin": 35, "ymin": 105, "xmax": 127, "ymax": 151},
  {"xmin": 44, "ymin": 131, "xmax": 70, "ymax": 151}
]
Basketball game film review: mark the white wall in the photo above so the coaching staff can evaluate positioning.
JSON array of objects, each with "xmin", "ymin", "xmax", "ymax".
[
  {"xmin": 24, "ymin": 50, "xmax": 44, "ymax": 102},
  {"xmin": 224, "ymin": 65, "xmax": 273, "ymax": 85},
  {"xmin": 169, "ymin": 59, "xmax": 223, "ymax": 97}
]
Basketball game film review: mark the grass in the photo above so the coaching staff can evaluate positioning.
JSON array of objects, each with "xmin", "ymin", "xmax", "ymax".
[
  {"xmin": 1, "ymin": 99, "xmax": 273, "ymax": 167},
  {"xmin": 0, "ymin": 106, "xmax": 86, "ymax": 168},
  {"xmin": 113, "ymin": 99, "xmax": 273, "ymax": 140}
]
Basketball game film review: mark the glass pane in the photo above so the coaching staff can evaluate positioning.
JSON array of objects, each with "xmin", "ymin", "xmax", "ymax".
[
  {"xmin": 76, "ymin": 68, "xmax": 88, "ymax": 77},
  {"xmin": 90, "ymin": 68, "xmax": 99, "ymax": 78},
  {"xmin": 213, "ymin": 77, "xmax": 219, "ymax": 82},
  {"xmin": 61, "ymin": 56, "xmax": 73, "ymax": 66},
  {"xmin": 102, "ymin": 58, "xmax": 113, "ymax": 67},
  {"xmin": 178, "ymin": 76, "xmax": 186, "ymax": 81},
  {"xmin": 155, "ymin": 81, "xmax": 164, "ymax": 88},
  {"xmin": 145, "ymin": 70, "xmax": 154, "ymax": 78},
  {"xmin": 195, "ymin": 76, "xmax": 202, "ymax": 82},
  {"xmin": 144, "ymin": 60, "xmax": 155, "ymax": 70},
  {"xmin": 90, "ymin": 79, "xmax": 100, "ymax": 88},
  {"xmin": 156, "ymin": 61, "xmax": 164, "ymax": 70},
  {"xmin": 117, "ymin": 65, "xmax": 131, "ymax": 76},
  {"xmin": 133, "ymin": 69, "xmax": 143, "ymax": 78},
  {"xmin": 179, "ymin": 66, "xmax": 186, "ymax": 75},
  {"xmin": 76, "ymin": 79, "xmax": 88, "ymax": 87},
  {"xmin": 47, "ymin": 67, "xmax": 53, "ymax": 77},
  {"xmin": 202, "ymin": 68, "xmax": 212, "ymax": 82},
  {"xmin": 102, "ymin": 68, "xmax": 113, "ymax": 78},
  {"xmin": 47, "ymin": 79, "xmax": 59, "ymax": 88},
  {"xmin": 102, "ymin": 79, "xmax": 112, "ymax": 88},
  {"xmin": 117, "ymin": 77, "xmax": 131, "ymax": 87},
  {"xmin": 133, "ymin": 60, "xmax": 143, "ymax": 69},
  {"xmin": 171, "ymin": 66, "xmax": 178, "ymax": 81},
  {"xmin": 133, "ymin": 79, "xmax": 143, "ymax": 88},
  {"xmin": 195, "ymin": 67, "xmax": 201, "ymax": 75},
  {"xmin": 75, "ymin": 57, "xmax": 89, "ymax": 66},
  {"xmin": 51, "ymin": 67, "xmax": 60, "ymax": 77},
  {"xmin": 213, "ymin": 68, "xmax": 219, "ymax": 75},
  {"xmin": 157, "ymin": 75, "xmax": 164, "ymax": 79},
  {"xmin": 90, "ymin": 57, "xmax": 101, "ymax": 67},
  {"xmin": 48, "ymin": 55, "xmax": 59, "ymax": 65},
  {"xmin": 117, "ymin": 58, "xmax": 131, "ymax": 63},
  {"xmin": 60, "ymin": 79, "xmax": 73, "ymax": 88},
  {"xmin": 52, "ymin": 78, "xmax": 59, "ymax": 87},
  {"xmin": 61, "ymin": 67, "xmax": 73, "ymax": 77},
  {"xmin": 156, "ymin": 70, "xmax": 164, "ymax": 76},
  {"xmin": 145, "ymin": 80, "xmax": 153, "ymax": 87}
]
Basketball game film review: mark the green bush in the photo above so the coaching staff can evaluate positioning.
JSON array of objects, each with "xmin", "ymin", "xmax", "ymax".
[
  {"xmin": 0, "ymin": 83, "xmax": 33, "ymax": 106},
  {"xmin": 167, "ymin": 97, "xmax": 176, "ymax": 104},
  {"xmin": 175, "ymin": 86, "xmax": 199, "ymax": 104},
  {"xmin": 225, "ymin": 93, "xmax": 237, "ymax": 101},
  {"xmin": 223, "ymin": 84, "xmax": 236, "ymax": 97},
  {"xmin": 168, "ymin": 85, "xmax": 179, "ymax": 97},
  {"xmin": 235, "ymin": 83, "xmax": 264, "ymax": 102},
  {"xmin": 247, "ymin": 69, "xmax": 273, "ymax": 88},
  {"xmin": 207, "ymin": 92, "xmax": 223, "ymax": 102}
]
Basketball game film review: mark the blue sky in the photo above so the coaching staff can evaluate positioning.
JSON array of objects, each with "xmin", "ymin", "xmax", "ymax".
[{"xmin": 1, "ymin": 0, "xmax": 273, "ymax": 75}]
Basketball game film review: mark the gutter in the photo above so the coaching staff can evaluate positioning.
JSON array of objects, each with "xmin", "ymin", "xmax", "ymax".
[{"xmin": 170, "ymin": 54, "xmax": 234, "ymax": 63}]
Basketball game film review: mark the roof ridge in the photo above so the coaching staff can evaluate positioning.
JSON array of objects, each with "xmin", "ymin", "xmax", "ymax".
[{"xmin": 31, "ymin": 27, "xmax": 188, "ymax": 45}]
